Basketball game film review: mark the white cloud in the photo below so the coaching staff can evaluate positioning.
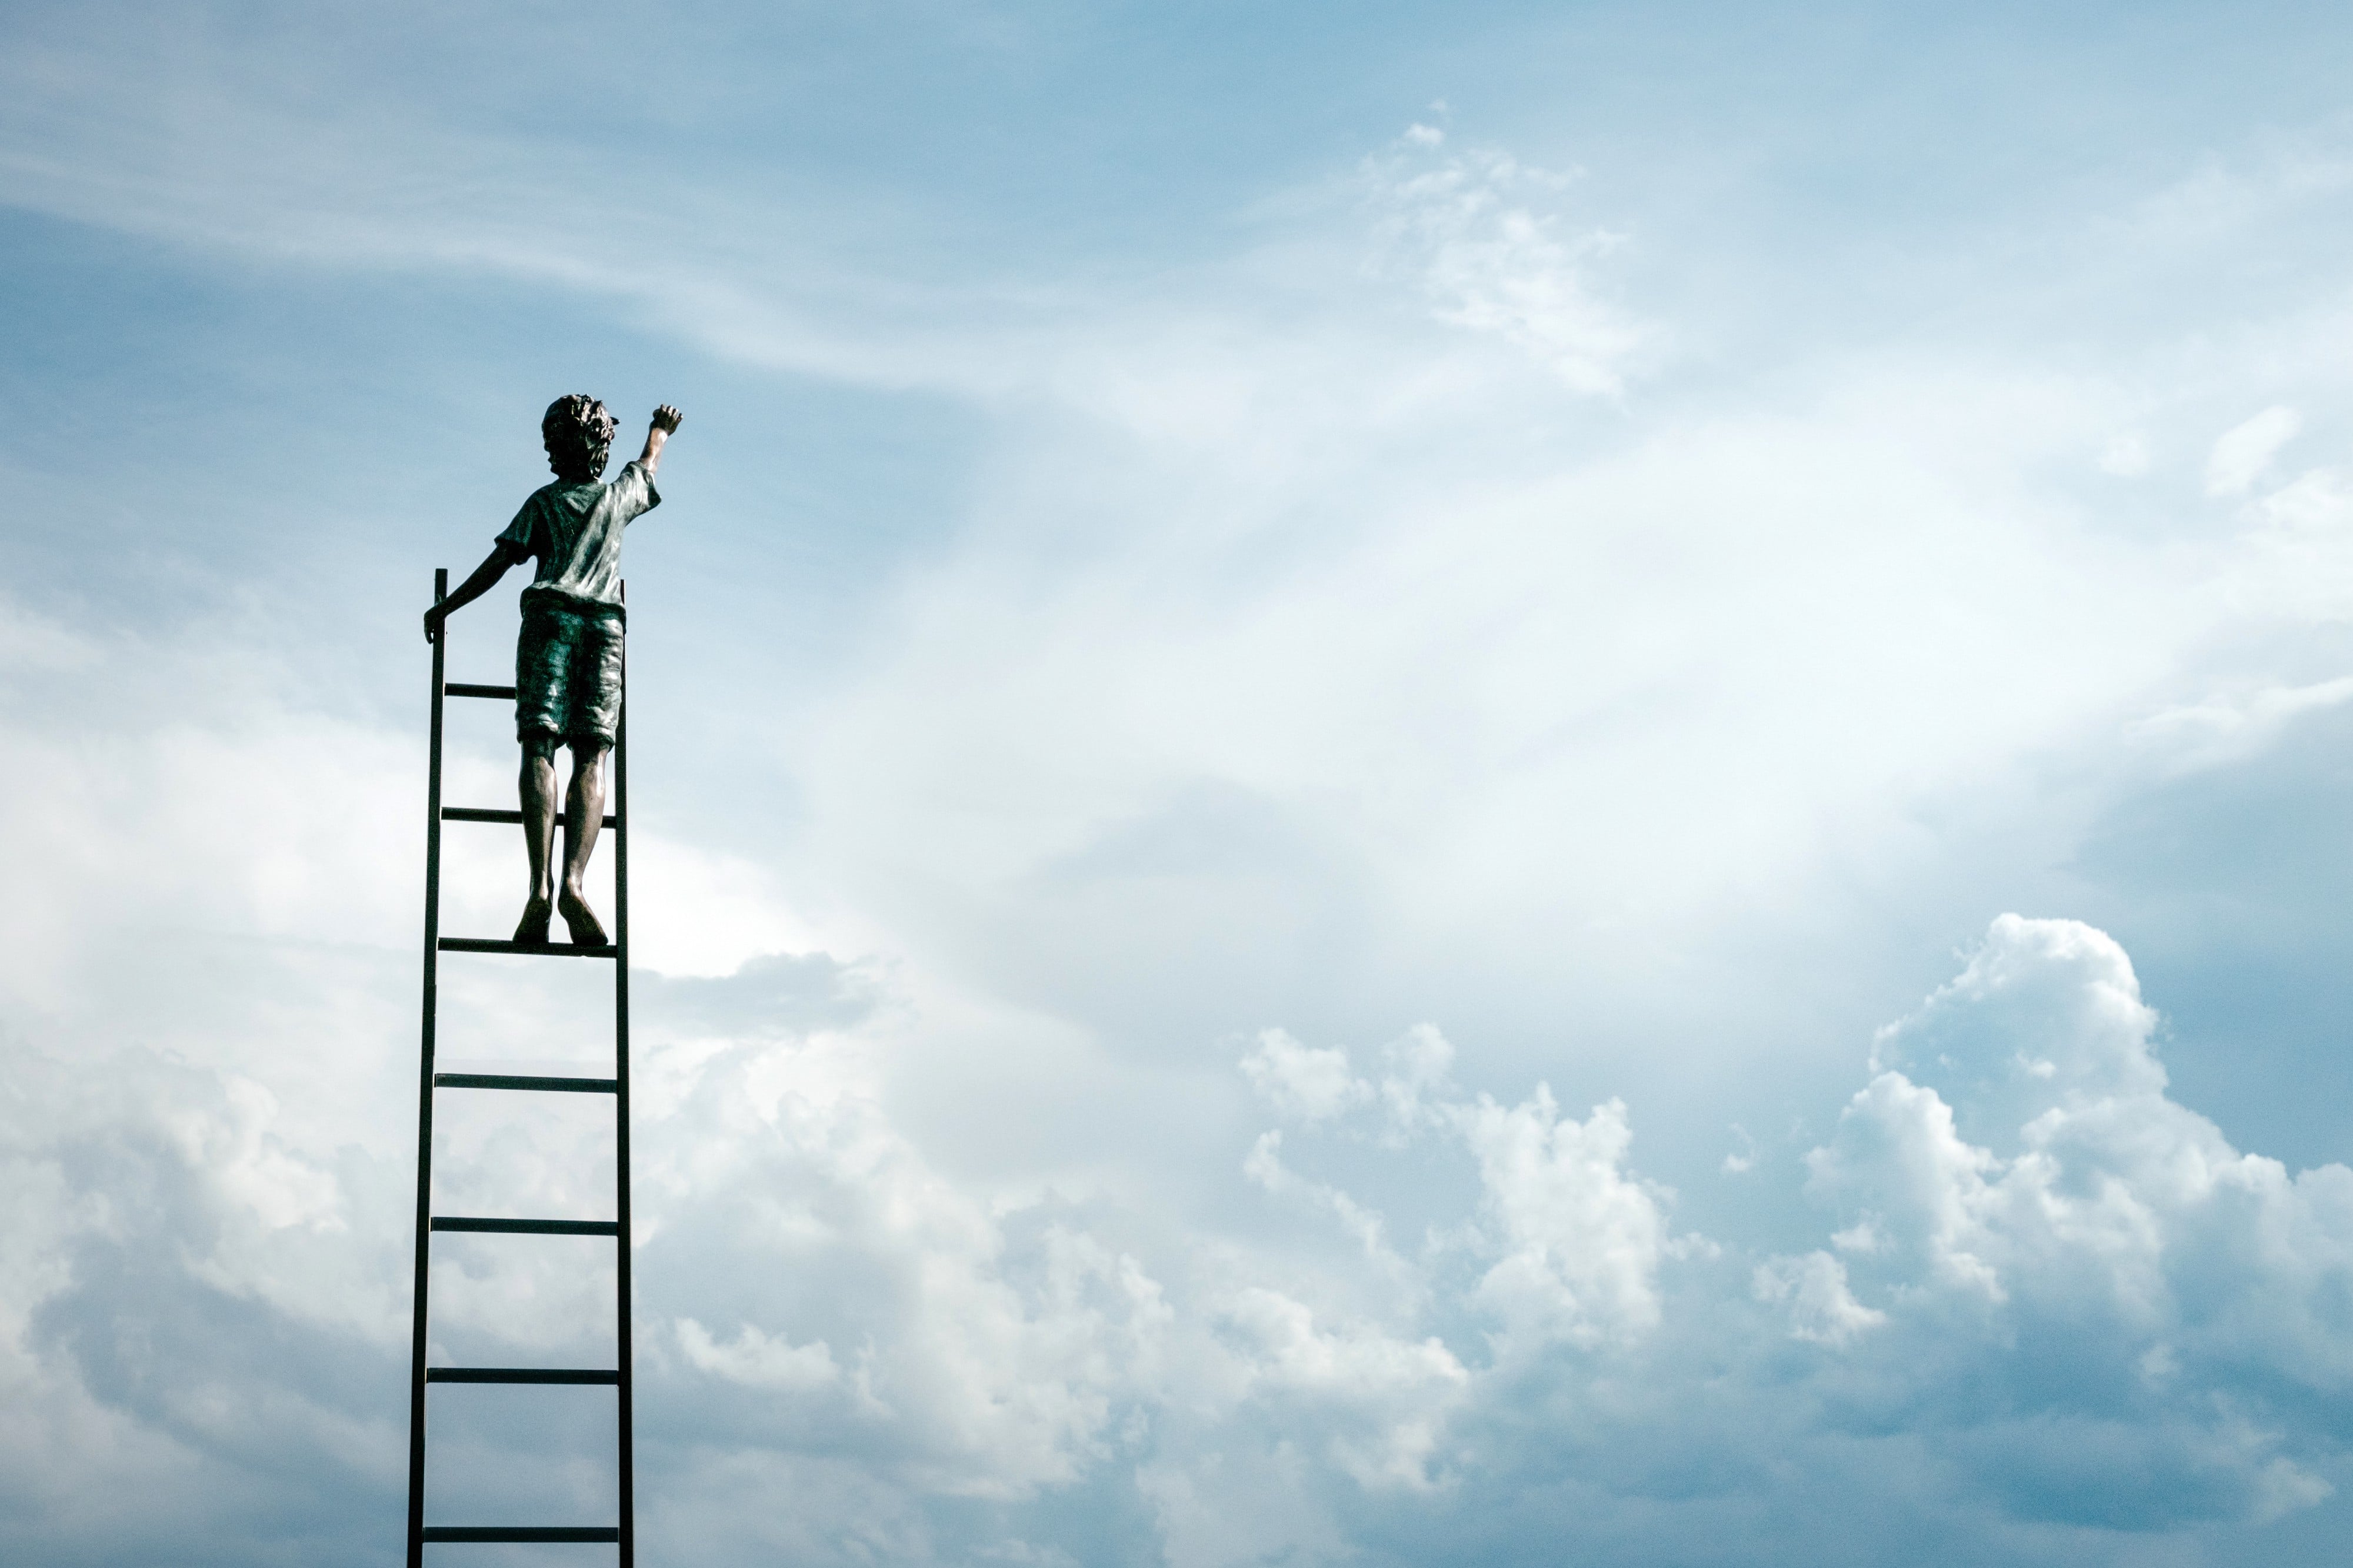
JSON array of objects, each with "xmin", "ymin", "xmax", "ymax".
[
  {"xmin": 677, "ymin": 1317, "xmax": 841, "ymax": 1391},
  {"xmin": 2205, "ymin": 405, "xmax": 2302, "ymax": 495},
  {"xmin": 1374, "ymin": 1025, "xmax": 1455, "ymax": 1136},
  {"xmin": 1242, "ymin": 1131, "xmax": 1401, "ymax": 1269},
  {"xmin": 1456, "ymin": 1090, "xmax": 1668, "ymax": 1350},
  {"xmin": 1721, "ymin": 1123, "xmax": 1757, "ymax": 1175},
  {"xmin": 2128, "ymin": 675, "xmax": 2353, "ymax": 775},
  {"xmin": 1803, "ymin": 916, "xmax": 2353, "ymax": 1513},
  {"xmin": 1865, "ymin": 913, "xmax": 2168, "ymax": 1129},
  {"xmin": 1752, "ymin": 1250, "xmax": 1885, "ymax": 1345},
  {"xmin": 1363, "ymin": 132, "xmax": 1648, "ymax": 393},
  {"xmin": 1219, "ymin": 1287, "xmax": 1467, "ymax": 1490},
  {"xmin": 1237, "ymin": 1026, "xmax": 1670, "ymax": 1352},
  {"xmin": 1240, "ymin": 1029, "xmax": 1368, "ymax": 1122}
]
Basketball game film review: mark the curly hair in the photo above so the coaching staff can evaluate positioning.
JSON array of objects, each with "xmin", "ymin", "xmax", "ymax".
[{"xmin": 541, "ymin": 394, "xmax": 619, "ymax": 482}]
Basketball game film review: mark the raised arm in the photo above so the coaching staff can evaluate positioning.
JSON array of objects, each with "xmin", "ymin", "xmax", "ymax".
[
  {"xmin": 636, "ymin": 405, "xmax": 683, "ymax": 478},
  {"xmin": 423, "ymin": 539, "xmax": 529, "ymax": 643}
]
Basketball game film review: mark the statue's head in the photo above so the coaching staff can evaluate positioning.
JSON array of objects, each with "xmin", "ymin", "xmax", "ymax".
[{"xmin": 541, "ymin": 394, "xmax": 618, "ymax": 483}]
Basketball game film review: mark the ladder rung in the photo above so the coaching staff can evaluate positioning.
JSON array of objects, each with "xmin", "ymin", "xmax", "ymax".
[
  {"xmin": 435, "ymin": 1073, "xmax": 619, "ymax": 1094},
  {"xmin": 427, "ymin": 1367, "xmax": 620, "ymax": 1384},
  {"xmin": 421, "ymin": 1527, "xmax": 619, "ymax": 1543},
  {"xmin": 438, "ymin": 938, "xmax": 616, "ymax": 958},
  {"xmin": 444, "ymin": 682, "xmax": 517, "ymax": 699},
  {"xmin": 431, "ymin": 1217, "xmax": 620, "ymax": 1236},
  {"xmin": 443, "ymin": 807, "xmax": 619, "ymax": 828}
]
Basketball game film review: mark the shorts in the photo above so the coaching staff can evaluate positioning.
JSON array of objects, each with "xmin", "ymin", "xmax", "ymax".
[{"xmin": 515, "ymin": 588, "xmax": 624, "ymax": 746}]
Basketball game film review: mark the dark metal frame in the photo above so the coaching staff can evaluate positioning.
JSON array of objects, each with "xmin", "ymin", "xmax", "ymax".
[{"xmin": 407, "ymin": 568, "xmax": 635, "ymax": 1562}]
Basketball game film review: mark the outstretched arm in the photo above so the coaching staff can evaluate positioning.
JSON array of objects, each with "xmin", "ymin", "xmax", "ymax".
[
  {"xmin": 424, "ymin": 541, "xmax": 528, "ymax": 643},
  {"xmin": 636, "ymin": 405, "xmax": 683, "ymax": 478}
]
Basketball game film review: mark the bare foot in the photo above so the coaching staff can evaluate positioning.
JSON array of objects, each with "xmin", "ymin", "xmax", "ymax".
[
  {"xmin": 558, "ymin": 886, "xmax": 609, "ymax": 947},
  {"xmin": 514, "ymin": 893, "xmax": 553, "ymax": 945}
]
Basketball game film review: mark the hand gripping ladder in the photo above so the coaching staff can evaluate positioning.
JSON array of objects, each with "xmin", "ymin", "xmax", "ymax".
[{"xmin": 406, "ymin": 568, "xmax": 636, "ymax": 1562}]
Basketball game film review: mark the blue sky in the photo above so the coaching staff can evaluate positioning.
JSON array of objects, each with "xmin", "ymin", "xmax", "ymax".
[{"xmin": 12, "ymin": 2, "xmax": 2353, "ymax": 1563}]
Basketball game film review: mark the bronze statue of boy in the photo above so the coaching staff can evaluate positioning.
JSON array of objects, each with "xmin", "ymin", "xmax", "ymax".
[{"xmin": 424, "ymin": 396, "xmax": 682, "ymax": 946}]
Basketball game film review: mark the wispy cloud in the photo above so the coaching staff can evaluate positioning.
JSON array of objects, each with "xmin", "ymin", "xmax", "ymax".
[{"xmin": 1362, "ymin": 127, "xmax": 1651, "ymax": 393}]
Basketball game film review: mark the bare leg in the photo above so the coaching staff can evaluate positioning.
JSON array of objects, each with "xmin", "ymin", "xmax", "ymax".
[
  {"xmin": 556, "ymin": 738, "xmax": 611, "ymax": 946},
  {"xmin": 515, "ymin": 735, "xmax": 559, "ymax": 942}
]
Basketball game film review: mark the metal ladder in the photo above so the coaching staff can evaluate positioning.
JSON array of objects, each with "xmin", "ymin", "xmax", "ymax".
[{"xmin": 407, "ymin": 567, "xmax": 635, "ymax": 1563}]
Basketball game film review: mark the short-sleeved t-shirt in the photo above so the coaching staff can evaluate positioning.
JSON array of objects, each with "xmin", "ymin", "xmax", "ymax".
[{"xmin": 496, "ymin": 460, "xmax": 660, "ymax": 609}]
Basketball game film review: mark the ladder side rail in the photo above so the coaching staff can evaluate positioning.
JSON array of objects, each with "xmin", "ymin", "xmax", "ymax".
[
  {"xmin": 406, "ymin": 568, "xmax": 448, "ymax": 1568},
  {"xmin": 615, "ymin": 581, "xmax": 635, "ymax": 1566}
]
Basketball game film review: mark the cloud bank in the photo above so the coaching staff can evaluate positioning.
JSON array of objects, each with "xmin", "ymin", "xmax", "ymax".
[{"xmin": 8, "ymin": 636, "xmax": 2352, "ymax": 1567}]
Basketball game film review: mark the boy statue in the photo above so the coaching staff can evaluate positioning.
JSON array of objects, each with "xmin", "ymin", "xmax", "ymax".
[{"xmin": 424, "ymin": 396, "xmax": 683, "ymax": 946}]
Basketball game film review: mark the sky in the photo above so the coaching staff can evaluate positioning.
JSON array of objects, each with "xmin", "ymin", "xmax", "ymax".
[{"xmin": 11, "ymin": 1, "xmax": 2353, "ymax": 1563}]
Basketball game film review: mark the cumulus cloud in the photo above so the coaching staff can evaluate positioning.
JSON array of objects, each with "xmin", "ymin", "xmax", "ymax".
[
  {"xmin": 1456, "ymin": 1091, "xmax": 1668, "ymax": 1350},
  {"xmin": 1752, "ymin": 1250, "xmax": 1885, "ymax": 1345},
  {"xmin": 1238, "ymin": 1023, "xmax": 1672, "ymax": 1350},
  {"xmin": 1798, "ymin": 915, "xmax": 2353, "ymax": 1522},
  {"xmin": 1215, "ymin": 919, "xmax": 2353, "ymax": 1540},
  {"xmin": 1239, "ymin": 1028, "xmax": 1367, "ymax": 1122},
  {"xmin": 1219, "ymin": 1287, "xmax": 1467, "ymax": 1490}
]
